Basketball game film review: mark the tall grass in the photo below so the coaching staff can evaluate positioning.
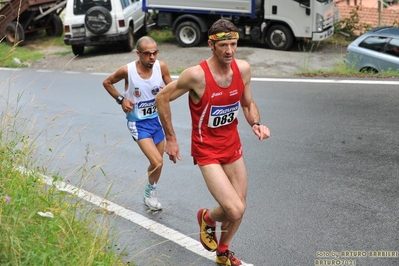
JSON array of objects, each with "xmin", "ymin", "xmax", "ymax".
[
  {"xmin": 0, "ymin": 43, "xmax": 43, "ymax": 67},
  {"xmin": 0, "ymin": 40, "xmax": 128, "ymax": 265}
]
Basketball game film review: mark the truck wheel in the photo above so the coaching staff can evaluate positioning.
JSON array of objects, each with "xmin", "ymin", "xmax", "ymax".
[
  {"xmin": 85, "ymin": 6, "xmax": 112, "ymax": 35},
  {"xmin": 121, "ymin": 26, "xmax": 134, "ymax": 52},
  {"xmin": 46, "ymin": 14, "xmax": 64, "ymax": 37},
  {"xmin": 72, "ymin": 45, "xmax": 84, "ymax": 56},
  {"xmin": 175, "ymin": 21, "xmax": 202, "ymax": 47},
  {"xmin": 266, "ymin": 25, "xmax": 293, "ymax": 51},
  {"xmin": 5, "ymin": 22, "xmax": 25, "ymax": 45}
]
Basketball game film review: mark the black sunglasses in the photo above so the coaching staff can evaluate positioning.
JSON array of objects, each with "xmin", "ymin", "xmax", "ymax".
[{"xmin": 139, "ymin": 50, "xmax": 159, "ymax": 56}]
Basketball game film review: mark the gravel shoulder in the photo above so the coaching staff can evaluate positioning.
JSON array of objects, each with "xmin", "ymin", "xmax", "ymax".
[{"xmin": 29, "ymin": 41, "xmax": 347, "ymax": 77}]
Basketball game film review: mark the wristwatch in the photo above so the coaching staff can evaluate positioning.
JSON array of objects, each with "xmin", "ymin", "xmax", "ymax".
[
  {"xmin": 116, "ymin": 95, "xmax": 124, "ymax": 105},
  {"xmin": 252, "ymin": 122, "xmax": 261, "ymax": 127}
]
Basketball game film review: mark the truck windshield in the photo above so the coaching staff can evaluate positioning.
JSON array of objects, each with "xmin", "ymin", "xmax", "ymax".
[
  {"xmin": 295, "ymin": 0, "xmax": 331, "ymax": 6},
  {"xmin": 294, "ymin": 0, "xmax": 310, "ymax": 7}
]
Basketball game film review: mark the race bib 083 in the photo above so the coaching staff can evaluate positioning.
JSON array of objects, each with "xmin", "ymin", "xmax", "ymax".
[{"xmin": 208, "ymin": 102, "xmax": 239, "ymax": 128}]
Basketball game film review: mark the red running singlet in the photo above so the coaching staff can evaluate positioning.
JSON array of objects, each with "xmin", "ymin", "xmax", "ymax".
[{"xmin": 189, "ymin": 59, "xmax": 245, "ymax": 165}]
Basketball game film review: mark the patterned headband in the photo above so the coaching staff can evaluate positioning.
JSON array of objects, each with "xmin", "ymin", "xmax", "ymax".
[{"xmin": 208, "ymin": 31, "xmax": 239, "ymax": 41}]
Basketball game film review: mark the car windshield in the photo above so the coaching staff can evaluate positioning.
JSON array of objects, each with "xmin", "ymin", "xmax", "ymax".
[{"xmin": 74, "ymin": 0, "xmax": 112, "ymax": 15}]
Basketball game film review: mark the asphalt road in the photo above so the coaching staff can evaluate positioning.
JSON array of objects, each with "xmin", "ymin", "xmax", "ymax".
[{"xmin": 1, "ymin": 68, "xmax": 399, "ymax": 266}]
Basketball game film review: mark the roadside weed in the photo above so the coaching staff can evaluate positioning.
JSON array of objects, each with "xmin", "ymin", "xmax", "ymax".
[{"xmin": 0, "ymin": 44, "xmax": 128, "ymax": 265}]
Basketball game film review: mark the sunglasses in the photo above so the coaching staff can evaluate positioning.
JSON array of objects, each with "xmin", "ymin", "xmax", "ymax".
[{"xmin": 139, "ymin": 50, "xmax": 159, "ymax": 56}]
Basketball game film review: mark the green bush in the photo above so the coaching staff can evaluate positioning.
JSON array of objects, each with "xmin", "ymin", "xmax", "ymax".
[{"xmin": 335, "ymin": 6, "xmax": 372, "ymax": 37}]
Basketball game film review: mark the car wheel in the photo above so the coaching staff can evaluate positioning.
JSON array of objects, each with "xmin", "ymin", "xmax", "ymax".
[
  {"xmin": 85, "ymin": 6, "xmax": 112, "ymax": 35},
  {"xmin": 72, "ymin": 45, "xmax": 84, "ymax": 56},
  {"xmin": 46, "ymin": 14, "xmax": 64, "ymax": 37},
  {"xmin": 360, "ymin": 67, "xmax": 378, "ymax": 74},
  {"xmin": 122, "ymin": 26, "xmax": 134, "ymax": 52},
  {"xmin": 175, "ymin": 21, "xmax": 202, "ymax": 47},
  {"xmin": 138, "ymin": 12, "xmax": 150, "ymax": 36},
  {"xmin": 266, "ymin": 25, "xmax": 293, "ymax": 51},
  {"xmin": 5, "ymin": 21, "xmax": 25, "ymax": 45}
]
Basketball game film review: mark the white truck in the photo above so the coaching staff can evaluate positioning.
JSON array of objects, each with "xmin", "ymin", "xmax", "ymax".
[{"xmin": 143, "ymin": 0, "xmax": 335, "ymax": 51}]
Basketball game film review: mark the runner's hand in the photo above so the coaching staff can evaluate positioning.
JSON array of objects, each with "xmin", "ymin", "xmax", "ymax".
[
  {"xmin": 165, "ymin": 138, "xmax": 181, "ymax": 163},
  {"xmin": 252, "ymin": 124, "xmax": 270, "ymax": 140},
  {"xmin": 122, "ymin": 99, "xmax": 134, "ymax": 114}
]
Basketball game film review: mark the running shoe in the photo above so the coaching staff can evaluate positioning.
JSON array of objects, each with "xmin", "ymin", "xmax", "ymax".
[
  {"xmin": 197, "ymin": 208, "xmax": 218, "ymax": 252},
  {"xmin": 216, "ymin": 250, "xmax": 242, "ymax": 266},
  {"xmin": 143, "ymin": 183, "xmax": 162, "ymax": 211}
]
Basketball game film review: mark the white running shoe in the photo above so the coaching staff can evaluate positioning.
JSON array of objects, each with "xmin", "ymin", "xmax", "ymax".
[{"xmin": 143, "ymin": 184, "xmax": 162, "ymax": 211}]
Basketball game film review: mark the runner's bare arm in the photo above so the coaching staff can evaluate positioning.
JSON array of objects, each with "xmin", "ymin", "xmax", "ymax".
[
  {"xmin": 238, "ymin": 60, "xmax": 270, "ymax": 140},
  {"xmin": 103, "ymin": 65, "xmax": 128, "ymax": 97},
  {"xmin": 156, "ymin": 67, "xmax": 202, "ymax": 162},
  {"xmin": 103, "ymin": 65, "xmax": 134, "ymax": 113},
  {"xmin": 159, "ymin": 60, "xmax": 173, "ymax": 86}
]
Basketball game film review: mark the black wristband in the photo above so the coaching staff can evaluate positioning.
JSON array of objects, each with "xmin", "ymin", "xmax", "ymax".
[
  {"xmin": 116, "ymin": 95, "xmax": 124, "ymax": 105},
  {"xmin": 252, "ymin": 122, "xmax": 261, "ymax": 127}
]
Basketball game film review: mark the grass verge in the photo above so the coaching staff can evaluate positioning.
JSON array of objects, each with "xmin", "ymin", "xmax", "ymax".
[
  {"xmin": 0, "ymin": 165, "xmax": 124, "ymax": 265},
  {"xmin": 0, "ymin": 43, "xmax": 129, "ymax": 265},
  {"xmin": 0, "ymin": 33, "xmax": 67, "ymax": 68},
  {"xmin": 0, "ymin": 43, "xmax": 43, "ymax": 67},
  {"xmin": 147, "ymin": 28, "xmax": 176, "ymax": 43}
]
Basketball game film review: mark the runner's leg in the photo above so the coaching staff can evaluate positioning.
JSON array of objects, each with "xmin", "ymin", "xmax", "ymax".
[
  {"xmin": 137, "ymin": 138, "xmax": 164, "ymax": 184},
  {"xmin": 199, "ymin": 157, "xmax": 247, "ymax": 245}
]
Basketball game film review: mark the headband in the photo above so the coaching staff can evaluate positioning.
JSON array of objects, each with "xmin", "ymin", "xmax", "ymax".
[{"xmin": 208, "ymin": 31, "xmax": 239, "ymax": 41}]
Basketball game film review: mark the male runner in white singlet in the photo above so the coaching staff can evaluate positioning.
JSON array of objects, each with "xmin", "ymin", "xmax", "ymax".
[{"xmin": 103, "ymin": 36, "xmax": 172, "ymax": 211}]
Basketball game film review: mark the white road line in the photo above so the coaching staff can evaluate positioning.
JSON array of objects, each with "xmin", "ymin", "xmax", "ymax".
[
  {"xmin": 34, "ymin": 172, "xmax": 254, "ymax": 265},
  {"xmin": 88, "ymin": 73, "xmax": 399, "ymax": 84},
  {"xmin": 251, "ymin": 77, "xmax": 399, "ymax": 85},
  {"xmin": 0, "ymin": 67, "xmax": 21, "ymax": 71},
  {"xmin": 62, "ymin": 71, "xmax": 81, "ymax": 74},
  {"xmin": 91, "ymin": 72, "xmax": 112, "ymax": 76},
  {"xmin": 1, "ymin": 68, "xmax": 398, "ymax": 85},
  {"xmin": 36, "ymin": 69, "xmax": 55, "ymax": 73}
]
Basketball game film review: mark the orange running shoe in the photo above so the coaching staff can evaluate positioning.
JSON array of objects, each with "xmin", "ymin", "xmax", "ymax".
[
  {"xmin": 197, "ymin": 208, "xmax": 218, "ymax": 252},
  {"xmin": 216, "ymin": 250, "xmax": 242, "ymax": 266}
]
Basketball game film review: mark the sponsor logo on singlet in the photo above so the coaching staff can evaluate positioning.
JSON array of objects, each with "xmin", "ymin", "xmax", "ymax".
[
  {"xmin": 230, "ymin": 89, "xmax": 238, "ymax": 97},
  {"xmin": 134, "ymin": 87, "xmax": 141, "ymax": 98},
  {"xmin": 208, "ymin": 102, "xmax": 239, "ymax": 128},
  {"xmin": 211, "ymin": 92, "xmax": 223, "ymax": 98},
  {"xmin": 137, "ymin": 99, "xmax": 157, "ymax": 118},
  {"xmin": 151, "ymin": 86, "xmax": 161, "ymax": 95}
]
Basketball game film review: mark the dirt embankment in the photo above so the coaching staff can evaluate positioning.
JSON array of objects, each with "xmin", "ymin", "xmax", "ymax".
[{"xmin": 28, "ymin": 42, "xmax": 346, "ymax": 77}]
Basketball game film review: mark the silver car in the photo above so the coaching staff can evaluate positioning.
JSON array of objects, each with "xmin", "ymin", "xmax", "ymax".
[{"xmin": 344, "ymin": 26, "xmax": 399, "ymax": 73}]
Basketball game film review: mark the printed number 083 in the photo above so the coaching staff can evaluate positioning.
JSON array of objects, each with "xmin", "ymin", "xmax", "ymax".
[{"xmin": 212, "ymin": 113, "xmax": 234, "ymax": 127}]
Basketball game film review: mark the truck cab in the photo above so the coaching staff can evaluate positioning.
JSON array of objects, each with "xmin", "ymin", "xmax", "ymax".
[
  {"xmin": 143, "ymin": 0, "xmax": 335, "ymax": 51},
  {"xmin": 264, "ymin": 0, "xmax": 334, "ymax": 50}
]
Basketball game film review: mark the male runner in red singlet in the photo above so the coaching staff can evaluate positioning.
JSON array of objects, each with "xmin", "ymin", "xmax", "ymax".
[
  {"xmin": 103, "ymin": 36, "xmax": 172, "ymax": 211},
  {"xmin": 156, "ymin": 19, "xmax": 270, "ymax": 265}
]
